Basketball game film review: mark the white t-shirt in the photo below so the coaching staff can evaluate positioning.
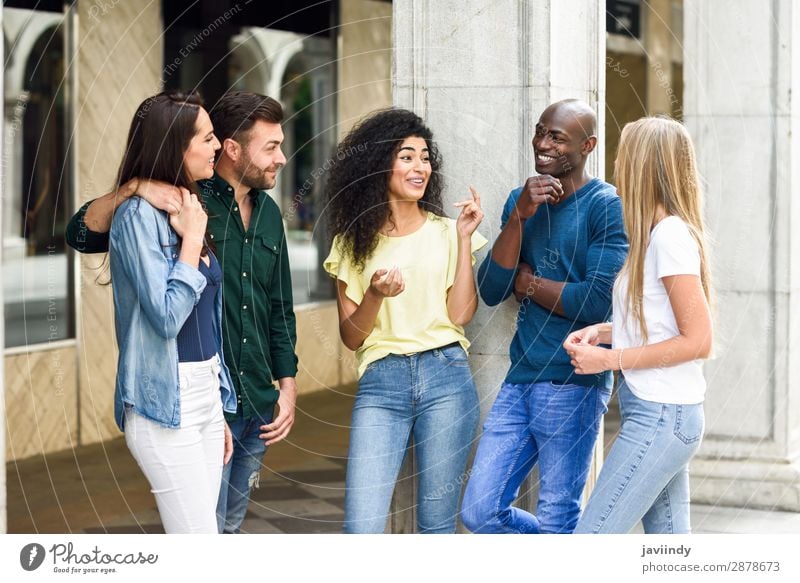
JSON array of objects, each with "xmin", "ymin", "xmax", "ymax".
[{"xmin": 612, "ymin": 216, "xmax": 706, "ymax": 404}]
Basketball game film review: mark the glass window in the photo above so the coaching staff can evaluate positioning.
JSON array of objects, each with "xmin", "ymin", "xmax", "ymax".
[{"xmin": 3, "ymin": 5, "xmax": 74, "ymax": 348}]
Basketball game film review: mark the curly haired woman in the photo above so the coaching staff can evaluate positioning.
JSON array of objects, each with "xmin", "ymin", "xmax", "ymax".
[{"xmin": 323, "ymin": 108, "xmax": 487, "ymax": 533}]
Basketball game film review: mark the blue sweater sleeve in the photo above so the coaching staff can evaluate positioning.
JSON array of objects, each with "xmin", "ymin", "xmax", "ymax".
[
  {"xmin": 477, "ymin": 189, "xmax": 521, "ymax": 306},
  {"xmin": 560, "ymin": 195, "xmax": 628, "ymax": 323}
]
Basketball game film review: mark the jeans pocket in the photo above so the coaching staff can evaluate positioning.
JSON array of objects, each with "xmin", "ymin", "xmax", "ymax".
[
  {"xmin": 433, "ymin": 343, "xmax": 469, "ymax": 367},
  {"xmin": 548, "ymin": 381, "xmax": 584, "ymax": 390},
  {"xmin": 362, "ymin": 358, "xmax": 384, "ymax": 376},
  {"xmin": 673, "ymin": 404, "xmax": 704, "ymax": 445},
  {"xmin": 596, "ymin": 387, "xmax": 612, "ymax": 416}
]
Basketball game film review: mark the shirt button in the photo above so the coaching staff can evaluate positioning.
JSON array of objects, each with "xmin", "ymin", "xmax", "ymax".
[
  {"xmin": 227, "ymin": 187, "xmax": 232, "ymax": 192},
  {"xmin": 234, "ymin": 206, "xmax": 238, "ymax": 212},
  {"xmin": 243, "ymin": 338, "xmax": 247, "ymax": 343},
  {"xmin": 210, "ymin": 234, "xmax": 214, "ymax": 239},
  {"xmin": 244, "ymin": 238, "xmax": 249, "ymax": 243},
  {"xmin": 173, "ymin": 253, "xmax": 177, "ymax": 258},
  {"xmin": 242, "ymin": 272, "xmax": 247, "ymax": 277},
  {"xmin": 239, "ymin": 370, "xmax": 244, "ymax": 376},
  {"xmin": 243, "ymin": 305, "xmax": 248, "ymax": 310}
]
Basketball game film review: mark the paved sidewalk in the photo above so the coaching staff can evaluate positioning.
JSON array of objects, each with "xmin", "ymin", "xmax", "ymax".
[{"xmin": 7, "ymin": 384, "xmax": 800, "ymax": 534}]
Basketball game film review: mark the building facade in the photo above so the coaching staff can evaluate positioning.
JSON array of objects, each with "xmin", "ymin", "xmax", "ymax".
[{"xmin": 2, "ymin": 0, "xmax": 799, "ymax": 531}]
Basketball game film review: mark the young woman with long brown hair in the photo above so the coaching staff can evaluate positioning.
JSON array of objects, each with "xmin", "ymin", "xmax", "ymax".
[{"xmin": 109, "ymin": 91, "xmax": 236, "ymax": 533}]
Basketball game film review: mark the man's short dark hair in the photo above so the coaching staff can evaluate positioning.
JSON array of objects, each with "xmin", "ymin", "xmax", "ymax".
[{"xmin": 210, "ymin": 91, "xmax": 284, "ymax": 144}]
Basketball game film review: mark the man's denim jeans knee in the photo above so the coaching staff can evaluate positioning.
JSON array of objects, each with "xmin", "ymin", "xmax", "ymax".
[
  {"xmin": 461, "ymin": 381, "xmax": 610, "ymax": 534},
  {"xmin": 216, "ymin": 408, "xmax": 273, "ymax": 534}
]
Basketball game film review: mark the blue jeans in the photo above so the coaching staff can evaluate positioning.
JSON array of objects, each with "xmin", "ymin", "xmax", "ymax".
[
  {"xmin": 215, "ymin": 407, "xmax": 273, "ymax": 534},
  {"xmin": 345, "ymin": 344, "xmax": 480, "ymax": 534},
  {"xmin": 575, "ymin": 380, "xmax": 704, "ymax": 534},
  {"xmin": 461, "ymin": 380, "xmax": 611, "ymax": 534}
]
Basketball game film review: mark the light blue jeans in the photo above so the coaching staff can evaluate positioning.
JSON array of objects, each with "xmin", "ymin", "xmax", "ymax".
[
  {"xmin": 216, "ymin": 407, "xmax": 273, "ymax": 534},
  {"xmin": 575, "ymin": 379, "xmax": 705, "ymax": 534},
  {"xmin": 344, "ymin": 344, "xmax": 480, "ymax": 534},
  {"xmin": 460, "ymin": 380, "xmax": 611, "ymax": 534}
]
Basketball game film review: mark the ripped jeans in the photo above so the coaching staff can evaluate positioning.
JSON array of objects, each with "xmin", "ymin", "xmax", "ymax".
[
  {"xmin": 344, "ymin": 344, "xmax": 480, "ymax": 533},
  {"xmin": 215, "ymin": 407, "xmax": 273, "ymax": 533}
]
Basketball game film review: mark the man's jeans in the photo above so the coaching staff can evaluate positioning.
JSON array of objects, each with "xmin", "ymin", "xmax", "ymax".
[
  {"xmin": 461, "ymin": 380, "xmax": 610, "ymax": 534},
  {"xmin": 216, "ymin": 407, "xmax": 273, "ymax": 534},
  {"xmin": 574, "ymin": 380, "xmax": 704, "ymax": 534},
  {"xmin": 345, "ymin": 344, "xmax": 480, "ymax": 534}
]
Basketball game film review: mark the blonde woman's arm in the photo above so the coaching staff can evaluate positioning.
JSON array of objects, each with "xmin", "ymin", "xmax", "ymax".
[
  {"xmin": 564, "ymin": 322, "xmax": 613, "ymax": 347},
  {"xmin": 564, "ymin": 273, "xmax": 712, "ymax": 374}
]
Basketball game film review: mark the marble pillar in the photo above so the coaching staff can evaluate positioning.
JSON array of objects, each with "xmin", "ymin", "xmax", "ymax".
[{"xmin": 684, "ymin": 0, "xmax": 800, "ymax": 511}]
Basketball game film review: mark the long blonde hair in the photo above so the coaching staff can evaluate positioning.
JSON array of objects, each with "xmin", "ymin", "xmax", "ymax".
[{"xmin": 615, "ymin": 116, "xmax": 713, "ymax": 341}]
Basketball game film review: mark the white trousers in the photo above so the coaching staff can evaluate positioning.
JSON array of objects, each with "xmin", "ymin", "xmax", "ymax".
[{"xmin": 125, "ymin": 355, "xmax": 225, "ymax": 534}]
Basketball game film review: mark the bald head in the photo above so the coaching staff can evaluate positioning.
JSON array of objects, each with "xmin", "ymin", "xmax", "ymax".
[
  {"xmin": 533, "ymin": 99, "xmax": 598, "ymax": 180},
  {"xmin": 541, "ymin": 99, "xmax": 597, "ymax": 140}
]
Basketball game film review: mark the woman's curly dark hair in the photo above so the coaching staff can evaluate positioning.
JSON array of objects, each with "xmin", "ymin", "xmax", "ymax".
[{"xmin": 324, "ymin": 108, "xmax": 445, "ymax": 271}]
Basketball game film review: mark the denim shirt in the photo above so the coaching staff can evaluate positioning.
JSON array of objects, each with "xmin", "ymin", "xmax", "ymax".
[{"xmin": 109, "ymin": 197, "xmax": 237, "ymax": 431}]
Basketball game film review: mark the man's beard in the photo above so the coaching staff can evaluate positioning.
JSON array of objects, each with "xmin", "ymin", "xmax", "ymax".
[{"xmin": 237, "ymin": 155, "xmax": 278, "ymax": 190}]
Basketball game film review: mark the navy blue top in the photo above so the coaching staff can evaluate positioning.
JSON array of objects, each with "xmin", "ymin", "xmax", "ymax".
[
  {"xmin": 477, "ymin": 178, "xmax": 628, "ymax": 388},
  {"xmin": 177, "ymin": 251, "xmax": 222, "ymax": 362}
]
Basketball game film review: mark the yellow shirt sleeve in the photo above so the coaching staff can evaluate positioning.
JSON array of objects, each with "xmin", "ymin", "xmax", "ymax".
[{"xmin": 323, "ymin": 235, "xmax": 365, "ymax": 304}]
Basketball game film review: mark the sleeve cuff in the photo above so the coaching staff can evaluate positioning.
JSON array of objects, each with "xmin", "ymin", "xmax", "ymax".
[
  {"xmin": 271, "ymin": 358, "xmax": 298, "ymax": 380},
  {"xmin": 172, "ymin": 260, "xmax": 208, "ymax": 304},
  {"xmin": 478, "ymin": 255, "xmax": 517, "ymax": 305}
]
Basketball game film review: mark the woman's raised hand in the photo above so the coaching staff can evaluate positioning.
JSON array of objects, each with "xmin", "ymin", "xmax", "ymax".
[
  {"xmin": 169, "ymin": 188, "xmax": 207, "ymax": 244},
  {"xmin": 564, "ymin": 324, "xmax": 602, "ymax": 347},
  {"xmin": 369, "ymin": 266, "xmax": 405, "ymax": 298},
  {"xmin": 454, "ymin": 186, "xmax": 484, "ymax": 238}
]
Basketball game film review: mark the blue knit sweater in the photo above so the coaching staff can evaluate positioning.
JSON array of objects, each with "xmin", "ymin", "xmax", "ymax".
[{"xmin": 477, "ymin": 178, "xmax": 628, "ymax": 388}]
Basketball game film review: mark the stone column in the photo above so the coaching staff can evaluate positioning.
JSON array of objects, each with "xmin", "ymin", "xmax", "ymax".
[
  {"xmin": 76, "ymin": 0, "xmax": 164, "ymax": 446},
  {"xmin": 684, "ymin": 0, "xmax": 800, "ymax": 511},
  {"xmin": 337, "ymin": 0, "xmax": 392, "ymax": 136},
  {"xmin": 391, "ymin": 0, "xmax": 606, "ymax": 532},
  {"xmin": 643, "ymin": 0, "xmax": 674, "ymax": 115},
  {"xmin": 0, "ymin": 1, "xmax": 6, "ymax": 535}
]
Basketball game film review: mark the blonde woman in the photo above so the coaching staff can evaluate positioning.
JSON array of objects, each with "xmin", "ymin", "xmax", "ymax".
[{"xmin": 563, "ymin": 116, "xmax": 713, "ymax": 534}]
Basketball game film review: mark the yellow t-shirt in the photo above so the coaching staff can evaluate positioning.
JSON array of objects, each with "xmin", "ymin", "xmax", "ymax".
[{"xmin": 323, "ymin": 213, "xmax": 488, "ymax": 378}]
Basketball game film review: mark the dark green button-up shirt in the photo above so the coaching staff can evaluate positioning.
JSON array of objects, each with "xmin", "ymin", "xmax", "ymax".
[
  {"xmin": 65, "ymin": 172, "xmax": 298, "ymax": 420},
  {"xmin": 200, "ymin": 174, "xmax": 297, "ymax": 419}
]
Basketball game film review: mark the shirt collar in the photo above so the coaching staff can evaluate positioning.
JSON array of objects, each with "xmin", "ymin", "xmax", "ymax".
[{"xmin": 200, "ymin": 172, "xmax": 264, "ymax": 206}]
